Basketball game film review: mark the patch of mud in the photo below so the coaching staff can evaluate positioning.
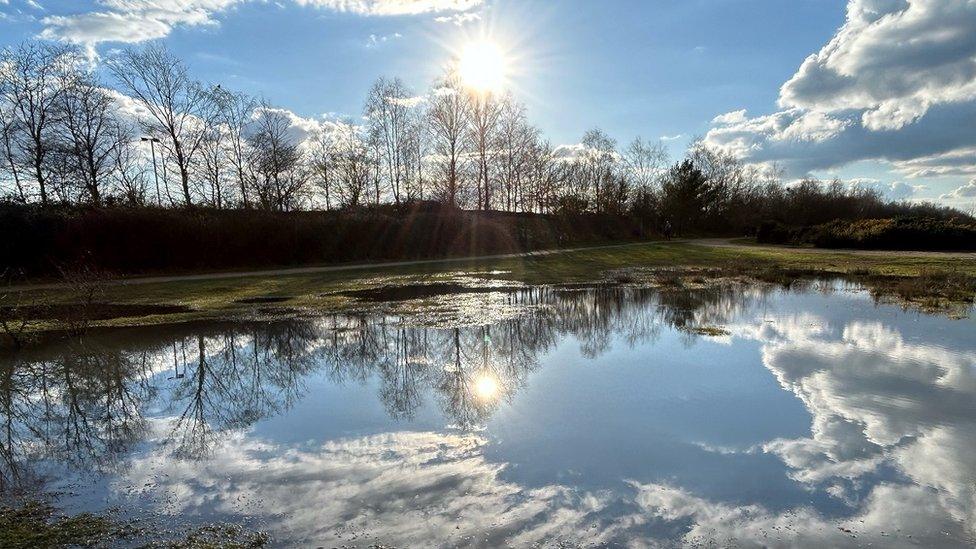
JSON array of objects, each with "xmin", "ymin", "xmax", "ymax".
[
  {"xmin": 338, "ymin": 282, "xmax": 517, "ymax": 302},
  {"xmin": 0, "ymin": 303, "xmax": 192, "ymax": 321}
]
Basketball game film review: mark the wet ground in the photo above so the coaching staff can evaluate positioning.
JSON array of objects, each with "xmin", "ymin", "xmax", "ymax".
[{"xmin": 1, "ymin": 281, "xmax": 974, "ymax": 547}]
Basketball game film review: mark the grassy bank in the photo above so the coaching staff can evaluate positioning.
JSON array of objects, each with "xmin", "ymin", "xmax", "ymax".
[{"xmin": 3, "ymin": 241, "xmax": 974, "ymax": 346}]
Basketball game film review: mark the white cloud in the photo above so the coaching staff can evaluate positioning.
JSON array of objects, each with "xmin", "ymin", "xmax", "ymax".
[
  {"xmin": 775, "ymin": 111, "xmax": 850, "ymax": 143},
  {"xmin": 109, "ymin": 420, "xmax": 974, "ymax": 547},
  {"xmin": 115, "ymin": 429, "xmax": 637, "ymax": 547},
  {"xmin": 705, "ymin": 101, "xmax": 976, "ymax": 181},
  {"xmin": 730, "ymin": 315, "xmax": 976, "ymax": 538},
  {"xmin": 940, "ymin": 179, "xmax": 976, "ymax": 200},
  {"xmin": 847, "ymin": 178, "xmax": 923, "ymax": 201},
  {"xmin": 365, "ymin": 31, "xmax": 402, "ymax": 49},
  {"xmin": 40, "ymin": 0, "xmax": 245, "ymax": 46},
  {"xmin": 705, "ymin": 0, "xmax": 976, "ymax": 192},
  {"xmin": 712, "ymin": 109, "xmax": 748, "ymax": 125},
  {"xmin": 291, "ymin": 0, "xmax": 482, "ymax": 16},
  {"xmin": 895, "ymin": 146, "xmax": 976, "ymax": 179},
  {"xmin": 250, "ymin": 105, "xmax": 357, "ymax": 151},
  {"xmin": 779, "ymin": 0, "xmax": 976, "ymax": 130},
  {"xmin": 434, "ymin": 10, "xmax": 480, "ymax": 25},
  {"xmin": 38, "ymin": 0, "xmax": 482, "ymax": 47}
]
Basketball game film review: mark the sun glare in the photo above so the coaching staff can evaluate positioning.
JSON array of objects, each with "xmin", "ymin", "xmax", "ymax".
[
  {"xmin": 458, "ymin": 40, "xmax": 507, "ymax": 93},
  {"xmin": 474, "ymin": 375, "xmax": 500, "ymax": 401}
]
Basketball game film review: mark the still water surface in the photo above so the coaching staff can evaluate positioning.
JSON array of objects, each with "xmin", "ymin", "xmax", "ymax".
[{"xmin": 2, "ymin": 282, "xmax": 975, "ymax": 547}]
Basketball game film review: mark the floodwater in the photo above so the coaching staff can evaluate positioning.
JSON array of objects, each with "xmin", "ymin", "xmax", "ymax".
[{"xmin": 1, "ymin": 282, "xmax": 975, "ymax": 547}]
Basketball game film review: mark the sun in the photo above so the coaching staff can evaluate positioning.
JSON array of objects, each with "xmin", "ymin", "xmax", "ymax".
[
  {"xmin": 457, "ymin": 40, "xmax": 507, "ymax": 93},
  {"xmin": 474, "ymin": 375, "xmax": 500, "ymax": 401}
]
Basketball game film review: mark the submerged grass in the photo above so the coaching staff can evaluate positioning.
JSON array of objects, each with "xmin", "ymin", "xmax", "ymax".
[
  {"xmin": 2, "ymin": 241, "xmax": 974, "ymax": 341},
  {"xmin": 0, "ymin": 500, "xmax": 269, "ymax": 549},
  {"xmin": 0, "ymin": 501, "xmax": 120, "ymax": 548}
]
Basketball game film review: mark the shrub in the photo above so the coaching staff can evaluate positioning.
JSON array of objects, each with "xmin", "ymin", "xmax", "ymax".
[
  {"xmin": 0, "ymin": 204, "xmax": 647, "ymax": 278},
  {"xmin": 807, "ymin": 217, "xmax": 976, "ymax": 251}
]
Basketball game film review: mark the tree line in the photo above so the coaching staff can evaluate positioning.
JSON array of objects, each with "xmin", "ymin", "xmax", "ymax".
[{"xmin": 1, "ymin": 39, "xmax": 965, "ymax": 231}]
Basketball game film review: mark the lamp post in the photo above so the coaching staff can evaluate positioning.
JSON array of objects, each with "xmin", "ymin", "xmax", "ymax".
[{"xmin": 141, "ymin": 136, "xmax": 162, "ymax": 206}]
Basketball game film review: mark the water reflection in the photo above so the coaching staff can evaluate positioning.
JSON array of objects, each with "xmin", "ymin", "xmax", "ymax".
[{"xmin": 1, "ymin": 283, "xmax": 974, "ymax": 547}]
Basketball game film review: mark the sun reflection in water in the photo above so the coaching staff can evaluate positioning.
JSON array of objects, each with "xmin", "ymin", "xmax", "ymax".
[{"xmin": 474, "ymin": 375, "xmax": 500, "ymax": 401}]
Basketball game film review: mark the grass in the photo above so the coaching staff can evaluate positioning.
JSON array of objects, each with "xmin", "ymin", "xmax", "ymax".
[
  {"xmin": 686, "ymin": 326, "xmax": 732, "ymax": 337},
  {"xmin": 2, "ymin": 241, "xmax": 974, "ymax": 340},
  {"xmin": 0, "ymin": 501, "xmax": 120, "ymax": 548},
  {"xmin": 0, "ymin": 500, "xmax": 269, "ymax": 549}
]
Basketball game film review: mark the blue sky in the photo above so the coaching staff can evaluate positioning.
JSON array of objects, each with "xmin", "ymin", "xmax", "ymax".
[{"xmin": 2, "ymin": 0, "xmax": 975, "ymax": 206}]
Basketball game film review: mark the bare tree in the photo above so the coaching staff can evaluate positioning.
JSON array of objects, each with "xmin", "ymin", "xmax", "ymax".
[
  {"xmin": 107, "ymin": 43, "xmax": 218, "ymax": 206},
  {"xmin": 467, "ymin": 90, "xmax": 503, "ymax": 210},
  {"xmin": 112, "ymin": 127, "xmax": 148, "ymax": 205},
  {"xmin": 427, "ymin": 72, "xmax": 471, "ymax": 208},
  {"xmin": 311, "ymin": 129, "xmax": 340, "ymax": 210},
  {"xmin": 623, "ymin": 137, "xmax": 669, "ymax": 222},
  {"xmin": 57, "ymin": 74, "xmax": 129, "ymax": 204},
  {"xmin": 402, "ymin": 104, "xmax": 428, "ymax": 201},
  {"xmin": 0, "ymin": 104, "xmax": 26, "ymax": 202},
  {"xmin": 0, "ymin": 42, "xmax": 76, "ymax": 205},
  {"xmin": 578, "ymin": 128, "xmax": 619, "ymax": 213},
  {"xmin": 315, "ymin": 120, "xmax": 372, "ymax": 209},
  {"xmin": 338, "ymin": 128, "xmax": 373, "ymax": 209},
  {"xmin": 526, "ymin": 139, "xmax": 561, "ymax": 214},
  {"xmin": 197, "ymin": 124, "xmax": 229, "ymax": 208},
  {"xmin": 496, "ymin": 97, "xmax": 537, "ymax": 212},
  {"xmin": 623, "ymin": 137, "xmax": 669, "ymax": 195},
  {"xmin": 366, "ymin": 130, "xmax": 384, "ymax": 205},
  {"xmin": 247, "ymin": 103, "xmax": 305, "ymax": 211},
  {"xmin": 214, "ymin": 87, "xmax": 256, "ymax": 208},
  {"xmin": 364, "ymin": 77, "xmax": 414, "ymax": 205}
]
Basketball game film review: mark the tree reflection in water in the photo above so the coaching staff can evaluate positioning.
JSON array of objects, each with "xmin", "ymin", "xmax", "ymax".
[{"xmin": 0, "ymin": 284, "xmax": 764, "ymax": 492}]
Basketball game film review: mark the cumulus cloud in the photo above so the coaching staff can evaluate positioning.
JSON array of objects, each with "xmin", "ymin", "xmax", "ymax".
[
  {"xmin": 775, "ymin": 110, "xmax": 850, "ymax": 142},
  {"xmin": 109, "ymin": 419, "xmax": 974, "ymax": 547},
  {"xmin": 847, "ymin": 178, "xmax": 923, "ymax": 201},
  {"xmin": 731, "ymin": 314, "xmax": 976, "ymax": 538},
  {"xmin": 711, "ymin": 109, "xmax": 748, "ymax": 125},
  {"xmin": 705, "ymin": 0, "xmax": 976, "ymax": 191},
  {"xmin": 940, "ymin": 179, "xmax": 976, "ymax": 200},
  {"xmin": 115, "ymin": 429, "xmax": 639, "ymax": 547},
  {"xmin": 779, "ymin": 0, "xmax": 976, "ymax": 130},
  {"xmin": 38, "ymin": 0, "xmax": 482, "ymax": 47},
  {"xmin": 706, "ymin": 100, "xmax": 976, "ymax": 178},
  {"xmin": 895, "ymin": 146, "xmax": 976, "ymax": 179},
  {"xmin": 39, "ymin": 0, "xmax": 245, "ymax": 46}
]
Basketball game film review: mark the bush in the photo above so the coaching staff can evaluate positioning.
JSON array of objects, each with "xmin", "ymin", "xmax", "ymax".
[
  {"xmin": 0, "ymin": 204, "xmax": 646, "ymax": 278},
  {"xmin": 805, "ymin": 217, "xmax": 976, "ymax": 251},
  {"xmin": 756, "ymin": 221, "xmax": 796, "ymax": 245}
]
